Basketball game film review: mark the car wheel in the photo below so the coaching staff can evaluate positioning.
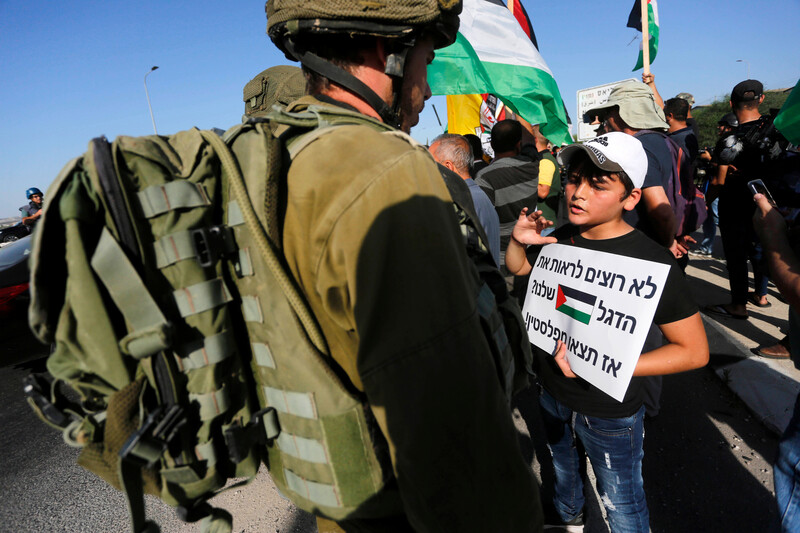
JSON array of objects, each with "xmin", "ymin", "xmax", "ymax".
[{"xmin": 1, "ymin": 233, "xmax": 20, "ymax": 243}]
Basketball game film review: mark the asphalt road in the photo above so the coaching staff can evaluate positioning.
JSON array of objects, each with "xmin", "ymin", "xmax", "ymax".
[{"xmin": 0, "ymin": 296, "xmax": 783, "ymax": 533}]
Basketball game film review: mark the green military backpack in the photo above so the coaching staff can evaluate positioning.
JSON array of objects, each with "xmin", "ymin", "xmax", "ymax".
[{"xmin": 24, "ymin": 109, "xmax": 399, "ymax": 533}]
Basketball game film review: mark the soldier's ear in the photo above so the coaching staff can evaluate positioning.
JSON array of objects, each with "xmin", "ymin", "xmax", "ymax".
[{"xmin": 374, "ymin": 38, "xmax": 388, "ymax": 69}]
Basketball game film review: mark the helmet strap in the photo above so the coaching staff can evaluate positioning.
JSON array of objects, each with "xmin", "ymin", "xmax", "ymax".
[
  {"xmin": 286, "ymin": 39, "xmax": 402, "ymax": 129},
  {"xmin": 384, "ymin": 42, "xmax": 414, "ymax": 129}
]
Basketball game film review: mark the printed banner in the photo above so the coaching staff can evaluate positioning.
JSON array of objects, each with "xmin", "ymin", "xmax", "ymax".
[{"xmin": 521, "ymin": 244, "xmax": 670, "ymax": 401}]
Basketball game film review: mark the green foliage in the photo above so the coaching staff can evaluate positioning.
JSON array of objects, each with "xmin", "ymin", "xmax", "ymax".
[{"xmin": 692, "ymin": 91, "xmax": 790, "ymax": 149}]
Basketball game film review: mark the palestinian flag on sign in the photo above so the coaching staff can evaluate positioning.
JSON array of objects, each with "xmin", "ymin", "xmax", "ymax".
[
  {"xmin": 627, "ymin": 0, "xmax": 659, "ymax": 71},
  {"xmin": 429, "ymin": 0, "xmax": 572, "ymax": 146},
  {"xmin": 555, "ymin": 285, "xmax": 597, "ymax": 325}
]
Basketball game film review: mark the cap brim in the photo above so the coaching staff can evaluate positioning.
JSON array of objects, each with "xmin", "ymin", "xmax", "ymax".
[
  {"xmin": 585, "ymin": 101, "xmax": 616, "ymax": 118},
  {"xmin": 558, "ymin": 144, "xmax": 625, "ymax": 174}
]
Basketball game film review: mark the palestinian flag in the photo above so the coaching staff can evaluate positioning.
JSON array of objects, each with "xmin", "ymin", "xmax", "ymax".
[
  {"xmin": 774, "ymin": 79, "xmax": 800, "ymax": 145},
  {"xmin": 429, "ymin": 0, "xmax": 572, "ymax": 146},
  {"xmin": 627, "ymin": 0, "xmax": 659, "ymax": 71},
  {"xmin": 507, "ymin": 0, "xmax": 538, "ymax": 50},
  {"xmin": 555, "ymin": 285, "xmax": 597, "ymax": 325}
]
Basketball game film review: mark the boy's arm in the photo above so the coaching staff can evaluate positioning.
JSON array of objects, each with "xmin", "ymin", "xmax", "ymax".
[
  {"xmin": 634, "ymin": 312, "xmax": 709, "ymax": 376},
  {"xmin": 506, "ymin": 235, "xmax": 532, "ymax": 276},
  {"xmin": 555, "ymin": 313, "xmax": 709, "ymax": 378}
]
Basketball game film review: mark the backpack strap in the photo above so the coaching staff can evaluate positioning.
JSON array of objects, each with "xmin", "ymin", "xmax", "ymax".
[
  {"xmin": 90, "ymin": 227, "xmax": 172, "ymax": 358},
  {"xmin": 198, "ymin": 130, "xmax": 329, "ymax": 356},
  {"xmin": 91, "ymin": 137, "xmax": 139, "ymax": 256}
]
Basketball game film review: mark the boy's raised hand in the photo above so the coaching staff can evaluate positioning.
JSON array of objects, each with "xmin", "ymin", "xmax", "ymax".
[{"xmin": 511, "ymin": 208, "xmax": 558, "ymax": 246}]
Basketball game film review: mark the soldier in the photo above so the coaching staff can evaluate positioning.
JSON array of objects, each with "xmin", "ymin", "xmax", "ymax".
[{"xmin": 265, "ymin": 1, "xmax": 542, "ymax": 532}]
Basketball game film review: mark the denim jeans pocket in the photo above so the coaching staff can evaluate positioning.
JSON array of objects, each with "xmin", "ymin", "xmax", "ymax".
[{"xmin": 582, "ymin": 414, "xmax": 636, "ymax": 439}]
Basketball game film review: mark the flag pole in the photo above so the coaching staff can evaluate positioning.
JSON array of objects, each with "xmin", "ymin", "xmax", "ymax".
[
  {"xmin": 432, "ymin": 104, "xmax": 443, "ymax": 130},
  {"xmin": 641, "ymin": 0, "xmax": 650, "ymax": 75}
]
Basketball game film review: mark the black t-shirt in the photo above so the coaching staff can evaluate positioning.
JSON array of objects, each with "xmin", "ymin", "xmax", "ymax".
[
  {"xmin": 669, "ymin": 127, "xmax": 699, "ymax": 162},
  {"xmin": 530, "ymin": 227, "xmax": 697, "ymax": 418},
  {"xmin": 687, "ymin": 117, "xmax": 700, "ymax": 140},
  {"xmin": 718, "ymin": 118, "xmax": 767, "ymax": 219}
]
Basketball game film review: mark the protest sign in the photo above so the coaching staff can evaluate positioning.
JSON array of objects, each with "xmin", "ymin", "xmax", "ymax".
[{"xmin": 521, "ymin": 243, "xmax": 670, "ymax": 401}]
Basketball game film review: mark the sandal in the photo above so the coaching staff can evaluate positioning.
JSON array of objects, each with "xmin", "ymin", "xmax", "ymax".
[
  {"xmin": 704, "ymin": 304, "xmax": 748, "ymax": 320},
  {"xmin": 748, "ymin": 293, "xmax": 772, "ymax": 308}
]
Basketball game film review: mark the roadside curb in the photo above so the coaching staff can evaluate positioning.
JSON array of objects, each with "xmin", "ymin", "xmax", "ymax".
[{"xmin": 702, "ymin": 314, "xmax": 800, "ymax": 435}]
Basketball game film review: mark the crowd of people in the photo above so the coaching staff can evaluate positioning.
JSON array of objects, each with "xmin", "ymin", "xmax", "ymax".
[
  {"xmin": 418, "ymin": 75, "xmax": 798, "ymax": 531},
  {"xmin": 241, "ymin": 23, "xmax": 799, "ymax": 528}
]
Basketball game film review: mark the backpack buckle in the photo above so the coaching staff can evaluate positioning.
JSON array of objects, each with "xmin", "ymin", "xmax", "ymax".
[
  {"xmin": 224, "ymin": 407, "xmax": 280, "ymax": 464},
  {"xmin": 23, "ymin": 374, "xmax": 74, "ymax": 430},
  {"xmin": 191, "ymin": 226, "xmax": 237, "ymax": 268},
  {"xmin": 119, "ymin": 404, "xmax": 187, "ymax": 467}
]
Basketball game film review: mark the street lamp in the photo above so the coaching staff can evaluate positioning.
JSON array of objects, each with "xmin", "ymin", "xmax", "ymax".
[
  {"xmin": 736, "ymin": 59, "xmax": 750, "ymax": 80},
  {"xmin": 144, "ymin": 66, "xmax": 159, "ymax": 135}
]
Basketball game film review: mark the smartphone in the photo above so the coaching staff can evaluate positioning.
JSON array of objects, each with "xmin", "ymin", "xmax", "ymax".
[{"xmin": 748, "ymin": 179, "xmax": 777, "ymax": 206}]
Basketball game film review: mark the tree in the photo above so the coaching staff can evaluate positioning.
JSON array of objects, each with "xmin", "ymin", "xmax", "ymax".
[{"xmin": 693, "ymin": 90, "xmax": 791, "ymax": 149}]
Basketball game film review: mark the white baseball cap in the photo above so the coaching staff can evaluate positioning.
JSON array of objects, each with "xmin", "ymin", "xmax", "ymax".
[{"xmin": 557, "ymin": 132, "xmax": 648, "ymax": 188}]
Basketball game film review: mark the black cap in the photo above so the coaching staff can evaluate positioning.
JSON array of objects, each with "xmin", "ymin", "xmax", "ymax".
[{"xmin": 731, "ymin": 80, "xmax": 763, "ymax": 103}]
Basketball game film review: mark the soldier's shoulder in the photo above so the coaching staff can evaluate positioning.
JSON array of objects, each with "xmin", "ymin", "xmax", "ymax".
[{"xmin": 305, "ymin": 122, "xmax": 424, "ymax": 156}]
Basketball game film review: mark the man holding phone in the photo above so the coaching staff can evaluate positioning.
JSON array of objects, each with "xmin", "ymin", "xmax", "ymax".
[{"xmin": 705, "ymin": 80, "xmax": 772, "ymax": 320}]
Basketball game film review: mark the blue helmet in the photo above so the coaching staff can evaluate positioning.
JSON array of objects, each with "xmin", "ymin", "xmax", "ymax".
[{"xmin": 26, "ymin": 187, "xmax": 43, "ymax": 199}]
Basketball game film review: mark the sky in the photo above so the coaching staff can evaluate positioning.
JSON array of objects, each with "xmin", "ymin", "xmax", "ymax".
[{"xmin": 1, "ymin": 0, "xmax": 799, "ymax": 218}]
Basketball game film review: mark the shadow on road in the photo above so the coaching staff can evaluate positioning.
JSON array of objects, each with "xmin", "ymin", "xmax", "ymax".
[
  {"xmin": 513, "ymin": 366, "xmax": 780, "ymax": 533},
  {"xmin": 0, "ymin": 296, "xmax": 49, "ymax": 369}
]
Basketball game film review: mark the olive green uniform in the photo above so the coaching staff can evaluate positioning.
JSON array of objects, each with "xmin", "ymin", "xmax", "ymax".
[{"xmin": 282, "ymin": 97, "xmax": 541, "ymax": 531}]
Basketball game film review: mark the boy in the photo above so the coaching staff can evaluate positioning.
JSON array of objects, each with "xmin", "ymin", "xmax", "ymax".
[{"xmin": 507, "ymin": 132, "xmax": 709, "ymax": 532}]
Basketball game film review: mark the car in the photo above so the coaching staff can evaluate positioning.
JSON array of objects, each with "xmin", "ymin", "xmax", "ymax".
[
  {"xmin": 0, "ymin": 234, "xmax": 31, "ymax": 308},
  {"xmin": 0, "ymin": 221, "xmax": 31, "ymax": 243}
]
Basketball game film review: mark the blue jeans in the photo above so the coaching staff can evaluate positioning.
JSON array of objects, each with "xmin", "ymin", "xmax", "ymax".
[
  {"xmin": 777, "ymin": 307, "xmax": 800, "ymax": 532},
  {"xmin": 699, "ymin": 197, "xmax": 719, "ymax": 251},
  {"xmin": 776, "ymin": 392, "xmax": 800, "ymax": 532},
  {"xmin": 539, "ymin": 389, "xmax": 649, "ymax": 533}
]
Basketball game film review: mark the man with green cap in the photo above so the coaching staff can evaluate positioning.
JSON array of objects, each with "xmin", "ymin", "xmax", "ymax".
[
  {"xmin": 264, "ymin": 1, "xmax": 542, "ymax": 531},
  {"xmin": 586, "ymin": 81, "xmax": 681, "ymax": 259}
]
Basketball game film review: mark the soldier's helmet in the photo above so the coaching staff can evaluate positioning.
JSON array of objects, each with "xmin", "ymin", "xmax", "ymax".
[
  {"xmin": 266, "ymin": 0, "xmax": 462, "ymax": 54},
  {"xmin": 243, "ymin": 65, "xmax": 306, "ymax": 118}
]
